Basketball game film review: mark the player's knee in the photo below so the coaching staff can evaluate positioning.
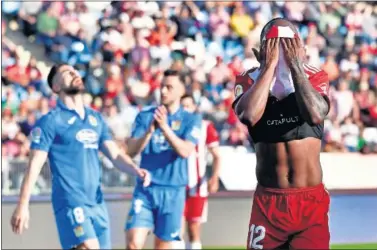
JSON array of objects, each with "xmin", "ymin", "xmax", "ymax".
[
  {"xmin": 74, "ymin": 238, "xmax": 100, "ymax": 249},
  {"xmin": 154, "ymin": 237, "xmax": 172, "ymax": 250},
  {"xmin": 126, "ymin": 230, "xmax": 146, "ymax": 250},
  {"xmin": 126, "ymin": 240, "xmax": 143, "ymax": 250}
]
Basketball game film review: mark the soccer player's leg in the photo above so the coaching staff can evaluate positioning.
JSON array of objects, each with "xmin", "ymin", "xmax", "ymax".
[
  {"xmin": 125, "ymin": 186, "xmax": 153, "ymax": 250},
  {"xmin": 185, "ymin": 196, "xmax": 208, "ymax": 249},
  {"xmin": 54, "ymin": 206, "xmax": 99, "ymax": 249},
  {"xmin": 154, "ymin": 187, "xmax": 186, "ymax": 250},
  {"xmin": 91, "ymin": 202, "xmax": 111, "ymax": 249},
  {"xmin": 246, "ymin": 193, "xmax": 288, "ymax": 250},
  {"xmin": 289, "ymin": 187, "xmax": 330, "ymax": 249}
]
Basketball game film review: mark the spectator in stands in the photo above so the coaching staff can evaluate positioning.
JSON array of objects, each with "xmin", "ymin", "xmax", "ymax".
[
  {"xmin": 36, "ymin": 4, "xmax": 59, "ymax": 49},
  {"xmin": 2, "ymin": 1, "xmax": 377, "ymax": 195},
  {"xmin": 18, "ymin": 1, "xmax": 43, "ymax": 38}
]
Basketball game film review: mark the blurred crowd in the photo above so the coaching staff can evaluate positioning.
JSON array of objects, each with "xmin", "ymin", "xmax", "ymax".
[{"xmin": 2, "ymin": 0, "xmax": 377, "ymax": 171}]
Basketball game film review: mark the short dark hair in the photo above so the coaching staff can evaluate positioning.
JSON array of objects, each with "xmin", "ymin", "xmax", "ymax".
[
  {"xmin": 163, "ymin": 69, "xmax": 179, "ymax": 77},
  {"xmin": 181, "ymin": 93, "xmax": 194, "ymax": 102},
  {"xmin": 47, "ymin": 64, "xmax": 66, "ymax": 89}
]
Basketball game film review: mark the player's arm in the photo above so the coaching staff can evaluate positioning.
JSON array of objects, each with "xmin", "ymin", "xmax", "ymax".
[
  {"xmin": 11, "ymin": 115, "xmax": 55, "ymax": 234},
  {"xmin": 11, "ymin": 150, "xmax": 47, "ymax": 234},
  {"xmin": 99, "ymin": 115, "xmax": 151, "ymax": 186},
  {"xmin": 206, "ymin": 122, "xmax": 221, "ymax": 193},
  {"xmin": 155, "ymin": 107, "xmax": 201, "ymax": 158},
  {"xmin": 101, "ymin": 141, "xmax": 149, "ymax": 185},
  {"xmin": 17, "ymin": 151, "xmax": 48, "ymax": 207},
  {"xmin": 282, "ymin": 38, "xmax": 330, "ymax": 125},
  {"xmin": 126, "ymin": 113, "xmax": 154, "ymax": 158},
  {"xmin": 208, "ymin": 146, "xmax": 220, "ymax": 193},
  {"xmin": 233, "ymin": 39, "xmax": 279, "ymax": 127}
]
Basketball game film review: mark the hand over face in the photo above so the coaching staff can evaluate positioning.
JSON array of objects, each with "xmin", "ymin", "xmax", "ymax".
[
  {"xmin": 254, "ymin": 38, "xmax": 280, "ymax": 69},
  {"xmin": 281, "ymin": 38, "xmax": 305, "ymax": 67}
]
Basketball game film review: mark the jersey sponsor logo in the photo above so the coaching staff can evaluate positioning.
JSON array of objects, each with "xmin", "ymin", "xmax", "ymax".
[
  {"xmin": 75, "ymin": 129, "xmax": 99, "ymax": 149},
  {"xmin": 267, "ymin": 115, "xmax": 299, "ymax": 126},
  {"xmin": 88, "ymin": 115, "xmax": 98, "ymax": 127},
  {"xmin": 73, "ymin": 225, "xmax": 85, "ymax": 237},
  {"xmin": 30, "ymin": 127, "xmax": 42, "ymax": 144},
  {"xmin": 68, "ymin": 116, "xmax": 77, "ymax": 125},
  {"xmin": 235, "ymin": 84, "xmax": 243, "ymax": 98}
]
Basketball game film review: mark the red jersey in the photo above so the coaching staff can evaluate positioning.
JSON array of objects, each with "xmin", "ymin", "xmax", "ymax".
[{"xmin": 187, "ymin": 120, "xmax": 219, "ymax": 197}]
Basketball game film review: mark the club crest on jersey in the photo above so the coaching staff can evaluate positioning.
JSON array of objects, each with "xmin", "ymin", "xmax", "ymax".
[
  {"xmin": 171, "ymin": 121, "xmax": 181, "ymax": 130},
  {"xmin": 30, "ymin": 127, "xmax": 42, "ymax": 144},
  {"xmin": 74, "ymin": 226, "xmax": 84, "ymax": 237},
  {"xmin": 235, "ymin": 85, "xmax": 243, "ymax": 98},
  {"xmin": 88, "ymin": 115, "xmax": 97, "ymax": 127}
]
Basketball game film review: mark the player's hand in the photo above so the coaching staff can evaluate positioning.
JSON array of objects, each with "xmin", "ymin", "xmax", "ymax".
[
  {"xmin": 154, "ymin": 106, "xmax": 168, "ymax": 130},
  {"xmin": 11, "ymin": 204, "xmax": 30, "ymax": 234},
  {"xmin": 137, "ymin": 169, "xmax": 151, "ymax": 187},
  {"xmin": 281, "ymin": 37, "xmax": 304, "ymax": 68},
  {"xmin": 208, "ymin": 175, "xmax": 219, "ymax": 194},
  {"xmin": 264, "ymin": 38, "xmax": 280, "ymax": 68}
]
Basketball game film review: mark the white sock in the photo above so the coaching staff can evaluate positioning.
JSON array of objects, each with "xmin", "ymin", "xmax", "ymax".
[
  {"xmin": 190, "ymin": 242, "xmax": 202, "ymax": 249},
  {"xmin": 171, "ymin": 240, "xmax": 185, "ymax": 249}
]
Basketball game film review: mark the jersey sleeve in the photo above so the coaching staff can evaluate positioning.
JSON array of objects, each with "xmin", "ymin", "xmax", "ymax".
[
  {"xmin": 99, "ymin": 113, "xmax": 113, "ymax": 145},
  {"xmin": 30, "ymin": 114, "xmax": 56, "ymax": 152},
  {"xmin": 308, "ymin": 70, "xmax": 330, "ymax": 105},
  {"xmin": 130, "ymin": 112, "xmax": 148, "ymax": 139},
  {"xmin": 232, "ymin": 68, "xmax": 257, "ymax": 110},
  {"xmin": 182, "ymin": 114, "xmax": 202, "ymax": 145},
  {"xmin": 206, "ymin": 122, "xmax": 219, "ymax": 148}
]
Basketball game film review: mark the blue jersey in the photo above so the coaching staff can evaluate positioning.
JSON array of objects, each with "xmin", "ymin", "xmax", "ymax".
[
  {"xmin": 30, "ymin": 100, "xmax": 112, "ymax": 213},
  {"xmin": 131, "ymin": 106, "xmax": 201, "ymax": 187}
]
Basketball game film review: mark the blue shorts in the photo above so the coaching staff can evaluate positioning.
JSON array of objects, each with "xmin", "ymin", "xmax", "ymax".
[
  {"xmin": 125, "ymin": 185, "xmax": 186, "ymax": 241},
  {"xmin": 54, "ymin": 202, "xmax": 111, "ymax": 249}
]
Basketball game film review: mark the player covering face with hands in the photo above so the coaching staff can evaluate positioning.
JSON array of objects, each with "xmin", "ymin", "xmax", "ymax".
[
  {"xmin": 233, "ymin": 18, "xmax": 331, "ymax": 249},
  {"xmin": 11, "ymin": 64, "xmax": 150, "ymax": 250}
]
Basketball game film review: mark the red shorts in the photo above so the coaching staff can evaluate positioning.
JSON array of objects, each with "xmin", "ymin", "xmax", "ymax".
[
  {"xmin": 184, "ymin": 196, "xmax": 208, "ymax": 223},
  {"xmin": 247, "ymin": 184, "xmax": 330, "ymax": 250}
]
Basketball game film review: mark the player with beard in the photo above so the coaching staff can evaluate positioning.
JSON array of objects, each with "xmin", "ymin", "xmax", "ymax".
[
  {"xmin": 11, "ymin": 64, "xmax": 150, "ymax": 249},
  {"xmin": 233, "ymin": 18, "xmax": 331, "ymax": 249}
]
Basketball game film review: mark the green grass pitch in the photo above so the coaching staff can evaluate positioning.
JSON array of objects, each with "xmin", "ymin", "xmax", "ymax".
[{"xmin": 202, "ymin": 243, "xmax": 377, "ymax": 249}]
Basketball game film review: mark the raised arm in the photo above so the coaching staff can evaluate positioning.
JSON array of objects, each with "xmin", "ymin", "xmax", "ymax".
[
  {"xmin": 154, "ymin": 106, "xmax": 201, "ymax": 158},
  {"xmin": 233, "ymin": 38, "xmax": 279, "ymax": 127},
  {"xmin": 281, "ymin": 38, "xmax": 330, "ymax": 125},
  {"xmin": 126, "ymin": 113, "xmax": 154, "ymax": 158}
]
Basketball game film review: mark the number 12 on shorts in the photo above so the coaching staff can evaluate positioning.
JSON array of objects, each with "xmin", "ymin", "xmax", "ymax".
[{"xmin": 249, "ymin": 224, "xmax": 266, "ymax": 249}]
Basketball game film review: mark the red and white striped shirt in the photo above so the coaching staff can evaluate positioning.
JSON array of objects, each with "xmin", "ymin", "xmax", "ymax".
[{"xmin": 187, "ymin": 120, "xmax": 219, "ymax": 197}]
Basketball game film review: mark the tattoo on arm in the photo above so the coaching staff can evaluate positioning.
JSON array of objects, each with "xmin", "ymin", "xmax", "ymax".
[{"xmin": 290, "ymin": 63, "xmax": 329, "ymax": 124}]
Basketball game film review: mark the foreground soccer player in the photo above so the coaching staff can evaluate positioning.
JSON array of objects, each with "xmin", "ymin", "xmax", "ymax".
[
  {"xmin": 125, "ymin": 70, "xmax": 201, "ymax": 249},
  {"xmin": 10, "ymin": 64, "xmax": 150, "ymax": 249},
  {"xmin": 233, "ymin": 18, "xmax": 331, "ymax": 249},
  {"xmin": 172, "ymin": 94, "xmax": 220, "ymax": 250}
]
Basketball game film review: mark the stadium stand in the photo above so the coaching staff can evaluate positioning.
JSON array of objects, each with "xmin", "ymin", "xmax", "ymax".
[{"xmin": 2, "ymin": 1, "xmax": 377, "ymax": 194}]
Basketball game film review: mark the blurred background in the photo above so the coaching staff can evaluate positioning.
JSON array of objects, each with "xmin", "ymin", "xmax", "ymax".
[{"xmin": 1, "ymin": 1, "xmax": 377, "ymax": 248}]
